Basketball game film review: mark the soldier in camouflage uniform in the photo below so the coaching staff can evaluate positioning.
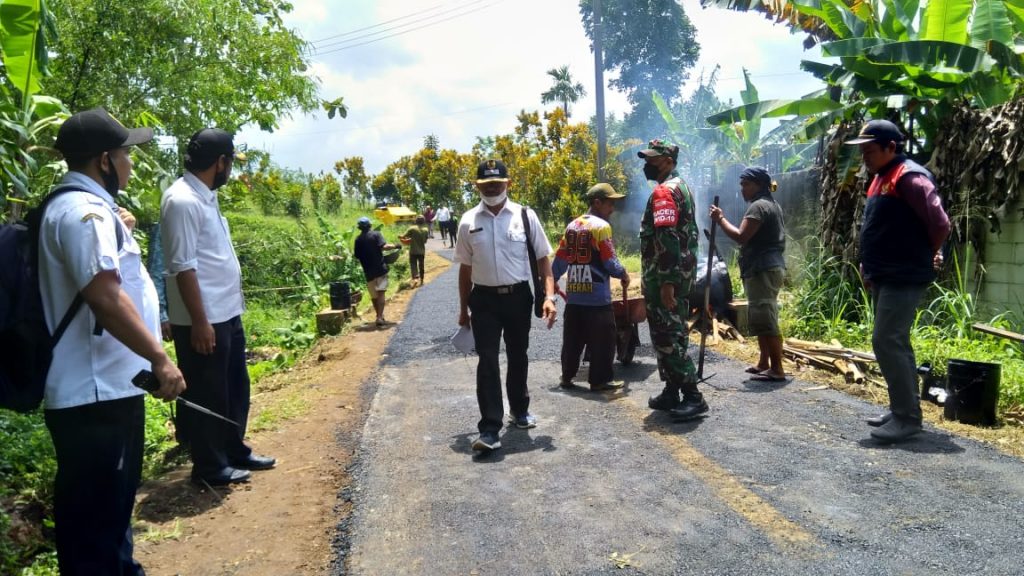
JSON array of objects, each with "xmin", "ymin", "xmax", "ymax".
[{"xmin": 638, "ymin": 139, "xmax": 708, "ymax": 421}]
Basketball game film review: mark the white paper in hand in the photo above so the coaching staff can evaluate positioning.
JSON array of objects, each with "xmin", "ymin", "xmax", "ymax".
[{"xmin": 451, "ymin": 325, "xmax": 475, "ymax": 354}]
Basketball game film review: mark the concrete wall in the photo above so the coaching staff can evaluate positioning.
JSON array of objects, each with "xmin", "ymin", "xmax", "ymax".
[
  {"xmin": 773, "ymin": 168, "xmax": 822, "ymax": 244},
  {"xmin": 976, "ymin": 198, "xmax": 1024, "ymax": 319}
]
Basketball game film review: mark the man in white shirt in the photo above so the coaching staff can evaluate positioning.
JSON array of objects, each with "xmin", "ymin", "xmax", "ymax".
[
  {"xmin": 161, "ymin": 128, "xmax": 275, "ymax": 486},
  {"xmin": 436, "ymin": 205, "xmax": 451, "ymax": 246},
  {"xmin": 40, "ymin": 107, "xmax": 185, "ymax": 576},
  {"xmin": 454, "ymin": 159, "xmax": 557, "ymax": 452}
]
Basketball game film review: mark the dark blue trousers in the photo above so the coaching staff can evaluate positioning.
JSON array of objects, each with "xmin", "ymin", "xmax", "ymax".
[
  {"xmin": 172, "ymin": 315, "xmax": 252, "ymax": 475},
  {"xmin": 45, "ymin": 395, "xmax": 146, "ymax": 576}
]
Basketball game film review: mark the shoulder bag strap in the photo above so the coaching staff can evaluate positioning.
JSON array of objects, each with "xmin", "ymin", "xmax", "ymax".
[
  {"xmin": 520, "ymin": 206, "xmax": 543, "ymax": 318},
  {"xmin": 36, "ymin": 185, "xmax": 124, "ymax": 339}
]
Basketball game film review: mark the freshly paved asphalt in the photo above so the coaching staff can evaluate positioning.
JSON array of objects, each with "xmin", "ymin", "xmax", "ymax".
[{"xmin": 337, "ymin": 247, "xmax": 1024, "ymax": 576}]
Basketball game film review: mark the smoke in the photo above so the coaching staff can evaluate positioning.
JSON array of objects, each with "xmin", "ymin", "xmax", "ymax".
[{"xmin": 610, "ymin": 146, "xmax": 736, "ymax": 263}]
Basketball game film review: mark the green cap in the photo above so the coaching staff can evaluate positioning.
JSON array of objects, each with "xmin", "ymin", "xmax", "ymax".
[
  {"xmin": 637, "ymin": 138, "xmax": 679, "ymax": 160},
  {"xmin": 585, "ymin": 183, "xmax": 625, "ymax": 201}
]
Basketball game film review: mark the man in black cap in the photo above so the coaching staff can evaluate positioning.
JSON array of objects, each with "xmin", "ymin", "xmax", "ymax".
[
  {"xmin": 39, "ymin": 107, "xmax": 186, "ymax": 574},
  {"xmin": 454, "ymin": 159, "xmax": 557, "ymax": 452},
  {"xmin": 161, "ymin": 128, "xmax": 275, "ymax": 484},
  {"xmin": 845, "ymin": 119, "xmax": 950, "ymax": 442}
]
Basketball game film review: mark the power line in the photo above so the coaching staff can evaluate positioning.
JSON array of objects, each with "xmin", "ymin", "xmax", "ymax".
[
  {"xmin": 312, "ymin": 1, "xmax": 503, "ymax": 56},
  {"xmin": 310, "ymin": 2, "xmax": 450, "ymax": 44},
  {"xmin": 253, "ymin": 101, "xmax": 518, "ymax": 139},
  {"xmin": 312, "ymin": 0, "xmax": 489, "ymax": 50}
]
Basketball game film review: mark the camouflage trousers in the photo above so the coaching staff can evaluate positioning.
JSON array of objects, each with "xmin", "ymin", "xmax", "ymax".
[{"xmin": 644, "ymin": 291, "xmax": 699, "ymax": 397}]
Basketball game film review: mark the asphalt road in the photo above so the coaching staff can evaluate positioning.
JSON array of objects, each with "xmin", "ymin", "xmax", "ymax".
[{"xmin": 337, "ymin": 249, "xmax": 1024, "ymax": 576}]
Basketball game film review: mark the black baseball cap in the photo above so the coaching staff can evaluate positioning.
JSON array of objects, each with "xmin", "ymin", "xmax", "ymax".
[
  {"xmin": 476, "ymin": 159, "xmax": 509, "ymax": 183},
  {"xmin": 844, "ymin": 119, "xmax": 904, "ymax": 145},
  {"xmin": 54, "ymin": 107, "xmax": 154, "ymax": 162},
  {"xmin": 185, "ymin": 128, "xmax": 237, "ymax": 166}
]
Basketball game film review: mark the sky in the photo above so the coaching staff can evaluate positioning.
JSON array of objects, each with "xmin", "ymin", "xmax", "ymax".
[{"xmin": 237, "ymin": 0, "xmax": 831, "ymax": 176}]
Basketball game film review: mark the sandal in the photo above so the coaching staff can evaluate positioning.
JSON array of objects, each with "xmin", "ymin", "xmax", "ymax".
[
  {"xmin": 748, "ymin": 370, "xmax": 788, "ymax": 382},
  {"xmin": 744, "ymin": 366, "xmax": 767, "ymax": 374}
]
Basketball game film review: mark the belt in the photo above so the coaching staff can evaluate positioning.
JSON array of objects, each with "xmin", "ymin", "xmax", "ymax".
[{"xmin": 474, "ymin": 282, "xmax": 529, "ymax": 295}]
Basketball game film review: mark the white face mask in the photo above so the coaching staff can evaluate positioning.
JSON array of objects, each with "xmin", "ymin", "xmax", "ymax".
[{"xmin": 480, "ymin": 191, "xmax": 507, "ymax": 206}]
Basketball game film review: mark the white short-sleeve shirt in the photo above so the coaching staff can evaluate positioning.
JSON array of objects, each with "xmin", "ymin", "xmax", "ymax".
[
  {"xmin": 453, "ymin": 199, "xmax": 552, "ymax": 286},
  {"xmin": 38, "ymin": 172, "xmax": 157, "ymax": 409},
  {"xmin": 160, "ymin": 173, "xmax": 244, "ymax": 325}
]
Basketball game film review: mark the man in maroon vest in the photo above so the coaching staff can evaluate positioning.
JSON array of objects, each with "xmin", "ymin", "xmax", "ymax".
[{"xmin": 845, "ymin": 119, "xmax": 950, "ymax": 442}]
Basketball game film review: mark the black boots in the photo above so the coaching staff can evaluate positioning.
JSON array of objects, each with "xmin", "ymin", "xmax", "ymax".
[
  {"xmin": 669, "ymin": 397, "xmax": 709, "ymax": 421},
  {"xmin": 648, "ymin": 386, "xmax": 680, "ymax": 411}
]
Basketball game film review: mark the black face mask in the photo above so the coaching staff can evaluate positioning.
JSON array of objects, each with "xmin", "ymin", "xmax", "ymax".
[
  {"xmin": 102, "ymin": 156, "xmax": 121, "ymax": 196},
  {"xmin": 212, "ymin": 167, "xmax": 229, "ymax": 190},
  {"xmin": 643, "ymin": 164, "xmax": 662, "ymax": 182}
]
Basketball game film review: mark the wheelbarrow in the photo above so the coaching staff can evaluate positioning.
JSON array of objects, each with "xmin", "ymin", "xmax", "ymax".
[{"xmin": 611, "ymin": 292, "xmax": 645, "ymax": 365}]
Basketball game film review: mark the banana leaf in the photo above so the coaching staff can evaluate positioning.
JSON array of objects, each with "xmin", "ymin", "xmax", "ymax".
[
  {"xmin": 920, "ymin": 0, "xmax": 972, "ymax": 44},
  {"xmin": 879, "ymin": 0, "xmax": 917, "ymax": 40},
  {"xmin": 865, "ymin": 40, "xmax": 995, "ymax": 74},
  {"xmin": 706, "ymin": 97, "xmax": 842, "ymax": 125},
  {"xmin": 1004, "ymin": 0, "xmax": 1024, "ymax": 35},
  {"xmin": 822, "ymin": 0, "xmax": 866, "ymax": 39},
  {"xmin": 821, "ymin": 37, "xmax": 893, "ymax": 57},
  {"xmin": 652, "ymin": 91, "xmax": 683, "ymax": 136},
  {"xmin": 0, "ymin": 0, "xmax": 44, "ymax": 100},
  {"xmin": 791, "ymin": 0, "xmax": 828, "ymax": 19},
  {"xmin": 801, "ymin": 60, "xmax": 847, "ymax": 83},
  {"xmin": 983, "ymin": 39, "xmax": 1024, "ymax": 75},
  {"xmin": 970, "ymin": 0, "xmax": 1014, "ymax": 50}
]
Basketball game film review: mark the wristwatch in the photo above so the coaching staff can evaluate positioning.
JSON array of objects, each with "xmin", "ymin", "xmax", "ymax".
[{"xmin": 545, "ymin": 295, "xmax": 558, "ymax": 303}]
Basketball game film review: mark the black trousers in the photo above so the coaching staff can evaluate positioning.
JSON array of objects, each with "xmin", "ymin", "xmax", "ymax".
[
  {"xmin": 561, "ymin": 304, "xmax": 616, "ymax": 385},
  {"xmin": 409, "ymin": 253, "xmax": 425, "ymax": 279},
  {"xmin": 469, "ymin": 284, "xmax": 532, "ymax": 434},
  {"xmin": 45, "ymin": 395, "xmax": 146, "ymax": 576},
  {"xmin": 172, "ymin": 315, "xmax": 252, "ymax": 475},
  {"xmin": 446, "ymin": 221, "xmax": 458, "ymax": 245}
]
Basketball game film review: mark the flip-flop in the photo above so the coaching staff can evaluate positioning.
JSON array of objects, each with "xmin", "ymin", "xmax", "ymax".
[
  {"xmin": 744, "ymin": 366, "xmax": 766, "ymax": 374},
  {"xmin": 749, "ymin": 371, "xmax": 788, "ymax": 382}
]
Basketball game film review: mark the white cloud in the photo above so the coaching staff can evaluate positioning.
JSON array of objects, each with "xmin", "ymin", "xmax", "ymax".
[{"xmin": 239, "ymin": 0, "xmax": 831, "ymax": 175}]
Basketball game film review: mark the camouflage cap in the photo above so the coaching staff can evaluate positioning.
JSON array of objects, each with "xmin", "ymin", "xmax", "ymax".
[{"xmin": 637, "ymin": 138, "xmax": 679, "ymax": 160}]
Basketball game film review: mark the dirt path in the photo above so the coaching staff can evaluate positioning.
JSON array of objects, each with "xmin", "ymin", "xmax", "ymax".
[{"xmin": 132, "ymin": 247, "xmax": 452, "ymax": 576}]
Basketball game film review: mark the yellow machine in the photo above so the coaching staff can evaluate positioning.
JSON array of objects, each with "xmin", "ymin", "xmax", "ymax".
[{"xmin": 373, "ymin": 205, "xmax": 418, "ymax": 225}]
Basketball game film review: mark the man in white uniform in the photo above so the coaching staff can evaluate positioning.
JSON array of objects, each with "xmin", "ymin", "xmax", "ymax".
[
  {"xmin": 40, "ymin": 107, "xmax": 185, "ymax": 575},
  {"xmin": 162, "ymin": 128, "xmax": 275, "ymax": 486},
  {"xmin": 454, "ymin": 159, "xmax": 557, "ymax": 452}
]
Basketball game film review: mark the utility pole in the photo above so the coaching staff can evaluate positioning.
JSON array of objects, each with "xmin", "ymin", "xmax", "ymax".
[{"xmin": 593, "ymin": 0, "xmax": 607, "ymax": 181}]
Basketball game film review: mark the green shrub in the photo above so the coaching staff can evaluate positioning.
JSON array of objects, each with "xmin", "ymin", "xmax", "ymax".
[
  {"xmin": 784, "ymin": 241, "xmax": 872, "ymax": 346},
  {"xmin": 785, "ymin": 244, "xmax": 1024, "ymax": 411}
]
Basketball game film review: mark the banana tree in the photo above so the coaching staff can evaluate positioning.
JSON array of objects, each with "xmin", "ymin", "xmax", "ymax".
[
  {"xmin": 0, "ymin": 0, "xmax": 67, "ymax": 218},
  {"xmin": 701, "ymin": 0, "xmax": 1024, "ymax": 153},
  {"xmin": 0, "ymin": 0, "xmax": 52, "ymax": 102}
]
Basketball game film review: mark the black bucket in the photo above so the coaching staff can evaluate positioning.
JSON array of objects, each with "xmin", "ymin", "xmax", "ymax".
[
  {"xmin": 944, "ymin": 359, "xmax": 1000, "ymax": 425},
  {"xmin": 329, "ymin": 281, "xmax": 351, "ymax": 310}
]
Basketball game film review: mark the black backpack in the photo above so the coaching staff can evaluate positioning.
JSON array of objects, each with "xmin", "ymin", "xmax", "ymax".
[{"xmin": 0, "ymin": 186, "xmax": 121, "ymax": 412}]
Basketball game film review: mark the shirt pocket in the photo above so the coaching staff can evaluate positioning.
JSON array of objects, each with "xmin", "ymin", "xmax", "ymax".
[{"xmin": 507, "ymin": 228, "xmax": 529, "ymax": 261}]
